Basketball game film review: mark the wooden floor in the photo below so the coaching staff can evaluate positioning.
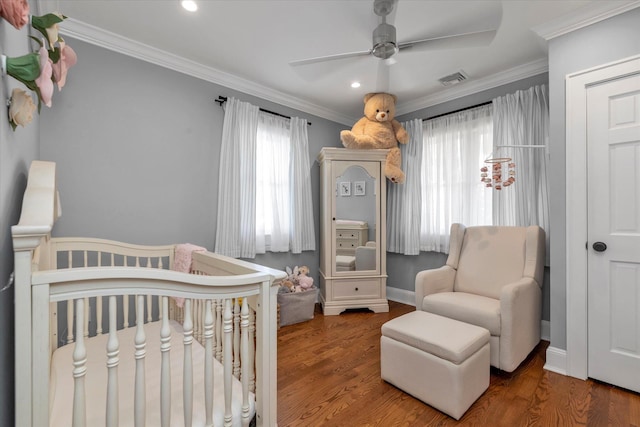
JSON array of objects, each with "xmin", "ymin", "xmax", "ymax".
[{"xmin": 277, "ymin": 301, "xmax": 640, "ymax": 426}]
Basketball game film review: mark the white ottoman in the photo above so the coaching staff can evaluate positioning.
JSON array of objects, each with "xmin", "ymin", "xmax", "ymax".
[{"xmin": 381, "ymin": 311, "xmax": 490, "ymax": 420}]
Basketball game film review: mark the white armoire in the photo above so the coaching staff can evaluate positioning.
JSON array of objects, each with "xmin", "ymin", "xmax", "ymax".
[{"xmin": 317, "ymin": 147, "xmax": 389, "ymax": 315}]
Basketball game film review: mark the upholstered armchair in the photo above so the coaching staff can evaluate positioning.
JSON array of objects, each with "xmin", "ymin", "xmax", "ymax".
[
  {"xmin": 415, "ymin": 223, "xmax": 545, "ymax": 372},
  {"xmin": 355, "ymin": 241, "xmax": 377, "ymax": 270}
]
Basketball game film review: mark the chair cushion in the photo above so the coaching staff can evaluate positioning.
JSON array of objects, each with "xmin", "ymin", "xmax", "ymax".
[
  {"xmin": 421, "ymin": 292, "xmax": 501, "ymax": 336},
  {"xmin": 453, "ymin": 226, "xmax": 528, "ymax": 299}
]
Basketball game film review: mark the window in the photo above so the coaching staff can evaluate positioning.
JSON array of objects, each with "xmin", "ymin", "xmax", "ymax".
[
  {"xmin": 388, "ymin": 85, "xmax": 549, "ymax": 256},
  {"xmin": 255, "ymin": 113, "xmax": 291, "ymax": 252},
  {"xmin": 419, "ymin": 104, "xmax": 493, "ymax": 253}
]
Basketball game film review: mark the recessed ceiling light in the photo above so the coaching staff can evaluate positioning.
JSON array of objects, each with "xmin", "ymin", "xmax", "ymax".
[
  {"xmin": 351, "ymin": 82, "xmax": 361, "ymax": 89},
  {"xmin": 181, "ymin": 0, "xmax": 198, "ymax": 12}
]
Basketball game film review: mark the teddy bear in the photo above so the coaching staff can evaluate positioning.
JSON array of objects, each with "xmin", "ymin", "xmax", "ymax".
[
  {"xmin": 340, "ymin": 92, "xmax": 409, "ymax": 183},
  {"xmin": 296, "ymin": 265, "xmax": 314, "ymax": 291}
]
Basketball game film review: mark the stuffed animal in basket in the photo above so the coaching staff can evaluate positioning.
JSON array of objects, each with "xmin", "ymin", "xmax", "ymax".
[
  {"xmin": 278, "ymin": 279, "xmax": 296, "ymax": 293},
  {"xmin": 340, "ymin": 92, "xmax": 409, "ymax": 184},
  {"xmin": 296, "ymin": 265, "xmax": 314, "ymax": 291}
]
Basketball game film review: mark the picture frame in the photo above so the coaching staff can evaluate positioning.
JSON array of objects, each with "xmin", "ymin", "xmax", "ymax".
[
  {"xmin": 339, "ymin": 181, "xmax": 351, "ymax": 196},
  {"xmin": 354, "ymin": 181, "xmax": 365, "ymax": 196}
]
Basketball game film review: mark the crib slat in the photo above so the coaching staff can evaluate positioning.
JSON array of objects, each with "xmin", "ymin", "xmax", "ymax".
[
  {"xmin": 249, "ymin": 309, "xmax": 256, "ymax": 394},
  {"xmin": 216, "ymin": 300, "xmax": 223, "ymax": 362},
  {"xmin": 160, "ymin": 296, "xmax": 172, "ymax": 427},
  {"xmin": 106, "ymin": 296, "xmax": 119, "ymax": 427},
  {"xmin": 223, "ymin": 299, "xmax": 233, "ymax": 427},
  {"xmin": 183, "ymin": 299, "xmax": 194, "ymax": 427},
  {"xmin": 146, "ymin": 294, "xmax": 152, "ymax": 323},
  {"xmin": 72, "ymin": 299, "xmax": 87, "ymax": 427},
  {"xmin": 67, "ymin": 299, "xmax": 74, "ymax": 343},
  {"xmin": 134, "ymin": 295, "xmax": 146, "ymax": 427},
  {"xmin": 124, "ymin": 295, "xmax": 130, "ymax": 328},
  {"xmin": 83, "ymin": 297, "xmax": 89, "ymax": 338},
  {"xmin": 241, "ymin": 297, "xmax": 250, "ymax": 419},
  {"xmin": 233, "ymin": 299, "xmax": 241, "ymax": 379},
  {"xmin": 192, "ymin": 299, "xmax": 200, "ymax": 343},
  {"xmin": 96, "ymin": 296, "xmax": 103, "ymax": 335},
  {"xmin": 204, "ymin": 300, "xmax": 214, "ymax": 427}
]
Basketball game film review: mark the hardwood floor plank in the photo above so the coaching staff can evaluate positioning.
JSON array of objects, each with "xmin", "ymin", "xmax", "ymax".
[{"xmin": 277, "ymin": 301, "xmax": 640, "ymax": 426}]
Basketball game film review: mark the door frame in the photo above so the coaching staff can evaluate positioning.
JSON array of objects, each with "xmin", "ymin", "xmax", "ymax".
[{"xmin": 565, "ymin": 54, "xmax": 640, "ymax": 380}]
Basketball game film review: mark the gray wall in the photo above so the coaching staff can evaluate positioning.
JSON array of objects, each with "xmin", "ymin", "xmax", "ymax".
[
  {"xmin": 392, "ymin": 73, "xmax": 551, "ymax": 322},
  {"xmin": 39, "ymin": 38, "xmax": 346, "ymax": 284},
  {"xmin": 0, "ymin": 3, "xmax": 40, "ymax": 424},
  {"xmin": 547, "ymin": 7, "xmax": 640, "ymax": 350}
]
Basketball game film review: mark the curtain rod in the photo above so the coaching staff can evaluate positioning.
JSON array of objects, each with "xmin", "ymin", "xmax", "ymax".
[
  {"xmin": 422, "ymin": 100, "xmax": 492, "ymax": 122},
  {"xmin": 215, "ymin": 96, "xmax": 311, "ymax": 126}
]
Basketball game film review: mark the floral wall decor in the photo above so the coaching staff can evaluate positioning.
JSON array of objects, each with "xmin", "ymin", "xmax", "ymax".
[
  {"xmin": 0, "ymin": 0, "xmax": 29, "ymax": 30},
  {"xmin": 1, "ymin": 3, "xmax": 77, "ymax": 130},
  {"xmin": 8, "ymin": 88, "xmax": 35, "ymax": 130}
]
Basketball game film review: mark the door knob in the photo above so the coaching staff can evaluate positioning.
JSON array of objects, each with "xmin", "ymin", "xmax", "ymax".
[{"xmin": 592, "ymin": 242, "xmax": 607, "ymax": 252}]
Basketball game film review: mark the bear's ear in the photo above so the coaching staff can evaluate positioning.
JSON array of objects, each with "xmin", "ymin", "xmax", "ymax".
[
  {"xmin": 364, "ymin": 93, "xmax": 377, "ymax": 103},
  {"xmin": 389, "ymin": 93, "xmax": 398, "ymax": 104}
]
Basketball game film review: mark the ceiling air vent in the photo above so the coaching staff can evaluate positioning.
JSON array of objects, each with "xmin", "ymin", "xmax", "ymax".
[{"xmin": 438, "ymin": 70, "xmax": 468, "ymax": 86}]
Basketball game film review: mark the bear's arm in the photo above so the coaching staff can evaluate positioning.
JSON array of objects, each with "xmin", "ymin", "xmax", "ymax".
[{"xmin": 391, "ymin": 120, "xmax": 410, "ymax": 144}]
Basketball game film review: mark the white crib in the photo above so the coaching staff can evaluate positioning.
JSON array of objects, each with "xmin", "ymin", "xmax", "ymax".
[{"xmin": 12, "ymin": 161, "xmax": 284, "ymax": 427}]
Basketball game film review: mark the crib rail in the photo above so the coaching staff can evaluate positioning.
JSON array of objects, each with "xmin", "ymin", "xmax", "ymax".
[
  {"xmin": 49, "ymin": 237, "xmax": 176, "ymax": 270},
  {"xmin": 28, "ymin": 250, "xmax": 281, "ymax": 427}
]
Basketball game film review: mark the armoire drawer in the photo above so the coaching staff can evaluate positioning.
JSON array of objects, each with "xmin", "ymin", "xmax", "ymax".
[
  {"xmin": 333, "ymin": 279, "xmax": 380, "ymax": 300},
  {"xmin": 337, "ymin": 230, "xmax": 361, "ymax": 240}
]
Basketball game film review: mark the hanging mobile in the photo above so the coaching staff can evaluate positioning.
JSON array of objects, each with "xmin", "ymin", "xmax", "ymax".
[{"xmin": 481, "ymin": 155, "xmax": 515, "ymax": 190}]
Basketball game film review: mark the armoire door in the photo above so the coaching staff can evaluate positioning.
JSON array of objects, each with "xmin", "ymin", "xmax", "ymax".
[{"xmin": 586, "ymin": 72, "xmax": 640, "ymax": 393}]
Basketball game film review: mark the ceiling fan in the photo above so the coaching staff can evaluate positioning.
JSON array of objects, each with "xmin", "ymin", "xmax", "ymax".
[{"xmin": 289, "ymin": 0, "xmax": 499, "ymax": 67}]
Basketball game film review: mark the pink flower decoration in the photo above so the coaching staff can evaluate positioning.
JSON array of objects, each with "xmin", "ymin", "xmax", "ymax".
[
  {"xmin": 0, "ymin": 0, "xmax": 29, "ymax": 30},
  {"xmin": 35, "ymin": 47, "xmax": 54, "ymax": 108},
  {"xmin": 51, "ymin": 40, "xmax": 77, "ymax": 90}
]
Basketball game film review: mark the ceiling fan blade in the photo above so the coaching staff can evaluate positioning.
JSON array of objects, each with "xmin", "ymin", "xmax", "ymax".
[
  {"xmin": 398, "ymin": 29, "xmax": 497, "ymax": 52},
  {"xmin": 289, "ymin": 49, "xmax": 372, "ymax": 67}
]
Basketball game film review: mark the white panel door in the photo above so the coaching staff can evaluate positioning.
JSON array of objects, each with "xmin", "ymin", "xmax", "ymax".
[{"xmin": 587, "ymin": 73, "xmax": 640, "ymax": 393}]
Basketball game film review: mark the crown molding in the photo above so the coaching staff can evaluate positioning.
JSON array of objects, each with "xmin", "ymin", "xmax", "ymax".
[
  {"xmin": 395, "ymin": 58, "xmax": 548, "ymax": 116},
  {"xmin": 48, "ymin": 1, "xmax": 640, "ymax": 126},
  {"xmin": 532, "ymin": 0, "xmax": 640, "ymax": 40},
  {"xmin": 59, "ymin": 18, "xmax": 355, "ymax": 126}
]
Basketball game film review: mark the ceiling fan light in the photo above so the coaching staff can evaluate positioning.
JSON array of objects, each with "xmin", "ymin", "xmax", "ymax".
[
  {"xmin": 372, "ymin": 22, "xmax": 397, "ymax": 60},
  {"xmin": 372, "ymin": 42, "xmax": 397, "ymax": 60}
]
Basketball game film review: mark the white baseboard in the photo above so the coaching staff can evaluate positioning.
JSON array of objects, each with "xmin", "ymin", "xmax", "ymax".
[
  {"xmin": 386, "ymin": 286, "xmax": 416, "ymax": 307},
  {"xmin": 544, "ymin": 346, "xmax": 567, "ymax": 375}
]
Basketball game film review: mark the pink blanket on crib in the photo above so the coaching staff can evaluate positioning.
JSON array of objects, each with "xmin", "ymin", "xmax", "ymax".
[{"xmin": 172, "ymin": 243, "xmax": 206, "ymax": 307}]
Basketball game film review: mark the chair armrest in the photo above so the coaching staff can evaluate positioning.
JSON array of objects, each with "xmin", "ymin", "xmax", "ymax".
[
  {"xmin": 414, "ymin": 266, "xmax": 456, "ymax": 310},
  {"xmin": 499, "ymin": 277, "xmax": 542, "ymax": 372}
]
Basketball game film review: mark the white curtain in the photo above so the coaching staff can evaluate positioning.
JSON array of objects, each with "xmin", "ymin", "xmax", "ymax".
[
  {"xmin": 387, "ymin": 118, "xmax": 423, "ymax": 255},
  {"xmin": 289, "ymin": 117, "xmax": 316, "ymax": 253},
  {"xmin": 214, "ymin": 97, "xmax": 259, "ymax": 258},
  {"xmin": 420, "ymin": 104, "xmax": 493, "ymax": 253},
  {"xmin": 215, "ymin": 98, "xmax": 315, "ymax": 258},
  {"xmin": 492, "ymin": 85, "xmax": 550, "ymax": 236}
]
